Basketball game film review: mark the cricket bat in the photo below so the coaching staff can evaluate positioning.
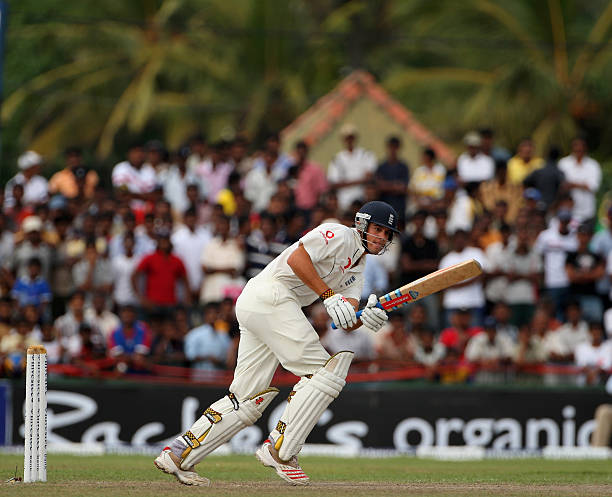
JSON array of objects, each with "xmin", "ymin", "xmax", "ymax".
[{"xmin": 331, "ymin": 259, "xmax": 482, "ymax": 329}]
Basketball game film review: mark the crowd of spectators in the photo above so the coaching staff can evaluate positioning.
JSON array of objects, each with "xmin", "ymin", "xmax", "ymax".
[{"xmin": 1, "ymin": 126, "xmax": 611, "ymax": 385}]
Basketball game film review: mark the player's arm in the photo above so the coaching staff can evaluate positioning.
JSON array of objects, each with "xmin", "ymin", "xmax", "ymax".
[{"xmin": 287, "ymin": 243, "xmax": 357, "ymax": 329}]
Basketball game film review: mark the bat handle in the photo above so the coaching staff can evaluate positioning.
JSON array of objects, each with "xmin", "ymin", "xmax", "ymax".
[{"xmin": 331, "ymin": 302, "xmax": 385, "ymax": 329}]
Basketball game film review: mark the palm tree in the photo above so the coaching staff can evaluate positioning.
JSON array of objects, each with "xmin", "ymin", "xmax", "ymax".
[
  {"xmin": 2, "ymin": 0, "xmax": 245, "ymax": 159},
  {"xmin": 382, "ymin": 0, "xmax": 612, "ymax": 153}
]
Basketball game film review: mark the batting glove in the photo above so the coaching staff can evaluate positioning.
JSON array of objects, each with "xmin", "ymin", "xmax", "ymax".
[
  {"xmin": 324, "ymin": 294, "xmax": 357, "ymax": 329},
  {"xmin": 360, "ymin": 294, "xmax": 388, "ymax": 332}
]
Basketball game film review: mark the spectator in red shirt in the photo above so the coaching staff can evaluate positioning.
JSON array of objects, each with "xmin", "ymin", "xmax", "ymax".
[
  {"xmin": 131, "ymin": 229, "xmax": 191, "ymax": 314},
  {"xmin": 438, "ymin": 308, "xmax": 483, "ymax": 358}
]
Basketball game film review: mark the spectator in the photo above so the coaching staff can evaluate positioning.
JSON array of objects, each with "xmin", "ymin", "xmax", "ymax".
[
  {"xmin": 186, "ymin": 134, "xmax": 208, "ymax": 172},
  {"xmin": 514, "ymin": 310, "xmax": 555, "ymax": 365},
  {"xmin": 199, "ymin": 216, "xmax": 245, "ymax": 304},
  {"xmin": 252, "ymin": 133, "xmax": 293, "ymax": 180},
  {"xmin": 327, "ymin": 123, "xmax": 377, "ymax": 210},
  {"xmin": 111, "ymin": 232, "xmax": 141, "ymax": 307},
  {"xmin": 0, "ymin": 314, "xmax": 40, "ymax": 376},
  {"xmin": 216, "ymin": 171, "xmax": 245, "ymax": 217},
  {"xmin": 444, "ymin": 177, "xmax": 474, "ymax": 234},
  {"xmin": 145, "ymin": 140, "xmax": 169, "ymax": 177},
  {"xmin": 491, "ymin": 302, "xmax": 519, "ymax": 341},
  {"xmin": 360, "ymin": 254, "xmax": 389, "ymax": 303},
  {"xmin": 4, "ymin": 151, "xmax": 49, "ymax": 209},
  {"xmin": 151, "ymin": 315, "xmax": 186, "ymax": 367},
  {"xmin": 484, "ymin": 223, "xmax": 512, "ymax": 309},
  {"xmin": 479, "ymin": 160, "xmax": 522, "ymax": 224},
  {"xmin": 375, "ymin": 136, "xmax": 410, "ymax": 222},
  {"xmin": 565, "ymin": 223, "xmax": 605, "ymax": 322},
  {"xmin": 111, "ymin": 144, "xmax": 157, "ymax": 218},
  {"xmin": 228, "ymin": 136, "xmax": 253, "ymax": 176},
  {"xmin": 132, "ymin": 213, "xmax": 157, "ymax": 257},
  {"xmin": 439, "ymin": 229, "xmax": 488, "ymax": 326},
  {"xmin": 523, "ymin": 146, "xmax": 565, "ymax": 211},
  {"xmin": 410, "ymin": 147, "xmax": 446, "ymax": 209},
  {"xmin": 558, "ymin": 136, "xmax": 601, "ymax": 222},
  {"xmin": 400, "ymin": 209, "xmax": 440, "ymax": 328},
  {"xmin": 160, "ymin": 146, "xmax": 199, "ymax": 216},
  {"xmin": 50, "ymin": 213, "xmax": 76, "ymax": 318},
  {"xmin": 108, "ymin": 304, "xmax": 152, "ymax": 373},
  {"xmin": 374, "ymin": 313, "xmax": 415, "ymax": 361},
  {"xmin": 575, "ymin": 321, "xmax": 612, "ymax": 385},
  {"xmin": 289, "ymin": 140, "xmax": 329, "ymax": 212},
  {"xmin": 549, "ymin": 300, "xmax": 590, "ymax": 362},
  {"xmin": 456, "ymin": 131, "xmax": 495, "ymax": 184},
  {"xmin": 72, "ymin": 240, "xmax": 113, "ymax": 300},
  {"xmin": 85, "ymin": 291, "xmax": 120, "ymax": 341},
  {"xmin": 48, "ymin": 147, "xmax": 99, "ymax": 200},
  {"xmin": 54, "ymin": 291, "xmax": 101, "ymax": 362},
  {"xmin": 413, "ymin": 328, "xmax": 446, "ymax": 367},
  {"xmin": 534, "ymin": 208, "xmax": 578, "ymax": 320},
  {"xmin": 39, "ymin": 322, "xmax": 62, "ymax": 364},
  {"xmin": 171, "ymin": 208, "xmax": 212, "ymax": 302},
  {"xmin": 507, "ymin": 138, "xmax": 544, "ymax": 185},
  {"xmin": 132, "ymin": 229, "xmax": 190, "ymax": 312},
  {"xmin": 74, "ymin": 323, "xmax": 107, "ymax": 366},
  {"xmin": 244, "ymin": 149, "xmax": 280, "ymax": 212},
  {"xmin": 0, "ymin": 213, "xmax": 14, "ymax": 268},
  {"xmin": 7, "ymin": 216, "xmax": 53, "ymax": 283},
  {"xmin": 0, "ymin": 297, "xmax": 12, "ymax": 340},
  {"xmin": 184, "ymin": 304, "xmax": 231, "ymax": 371},
  {"xmin": 439, "ymin": 308, "xmax": 483, "ymax": 358},
  {"xmin": 245, "ymin": 214, "xmax": 288, "ymax": 279},
  {"xmin": 193, "ymin": 141, "xmax": 234, "ymax": 202},
  {"xmin": 465, "ymin": 316, "xmax": 515, "ymax": 367},
  {"xmin": 11, "ymin": 257, "xmax": 51, "ymax": 314},
  {"xmin": 479, "ymin": 128, "xmax": 511, "ymax": 162}
]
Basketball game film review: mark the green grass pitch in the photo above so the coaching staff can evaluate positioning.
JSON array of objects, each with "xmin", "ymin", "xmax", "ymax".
[{"xmin": 0, "ymin": 454, "xmax": 611, "ymax": 496}]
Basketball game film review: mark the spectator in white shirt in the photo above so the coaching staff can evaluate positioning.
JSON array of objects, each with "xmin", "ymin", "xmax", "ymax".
[
  {"xmin": 550, "ymin": 300, "xmax": 590, "ymax": 362},
  {"xmin": 456, "ymin": 131, "xmax": 495, "ymax": 184},
  {"xmin": 193, "ymin": 141, "xmax": 234, "ymax": 202},
  {"xmin": 171, "ymin": 208, "xmax": 212, "ymax": 302},
  {"xmin": 575, "ymin": 321, "xmax": 612, "ymax": 385},
  {"xmin": 160, "ymin": 147, "xmax": 199, "ymax": 216},
  {"xmin": 444, "ymin": 176, "xmax": 474, "ymax": 234},
  {"xmin": 4, "ymin": 151, "xmax": 49, "ymax": 209},
  {"xmin": 85, "ymin": 291, "xmax": 120, "ymax": 341},
  {"xmin": 465, "ymin": 316, "xmax": 515, "ymax": 366},
  {"xmin": 244, "ymin": 149, "xmax": 280, "ymax": 212},
  {"xmin": 558, "ymin": 137, "xmax": 601, "ymax": 222},
  {"xmin": 328, "ymin": 123, "xmax": 377, "ymax": 210},
  {"xmin": 111, "ymin": 144, "xmax": 157, "ymax": 212},
  {"xmin": 111, "ymin": 232, "xmax": 141, "ymax": 307},
  {"xmin": 439, "ymin": 229, "xmax": 489, "ymax": 327},
  {"xmin": 534, "ymin": 208, "xmax": 578, "ymax": 320}
]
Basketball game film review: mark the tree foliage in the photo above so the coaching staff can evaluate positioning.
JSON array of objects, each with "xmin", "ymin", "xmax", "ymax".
[{"xmin": 3, "ymin": 0, "xmax": 612, "ymax": 171}]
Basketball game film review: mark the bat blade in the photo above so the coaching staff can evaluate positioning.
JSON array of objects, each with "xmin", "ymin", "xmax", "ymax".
[
  {"xmin": 379, "ymin": 259, "xmax": 482, "ymax": 311},
  {"xmin": 331, "ymin": 259, "xmax": 483, "ymax": 329}
]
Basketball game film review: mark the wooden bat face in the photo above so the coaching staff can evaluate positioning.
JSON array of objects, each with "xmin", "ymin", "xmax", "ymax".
[{"xmin": 379, "ymin": 259, "xmax": 482, "ymax": 311}]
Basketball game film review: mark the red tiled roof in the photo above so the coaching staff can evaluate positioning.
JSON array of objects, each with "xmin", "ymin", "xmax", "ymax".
[{"xmin": 281, "ymin": 70, "xmax": 455, "ymax": 165}]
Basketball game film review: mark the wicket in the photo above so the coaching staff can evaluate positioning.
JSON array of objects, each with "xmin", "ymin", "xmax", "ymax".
[{"xmin": 24, "ymin": 345, "xmax": 47, "ymax": 483}]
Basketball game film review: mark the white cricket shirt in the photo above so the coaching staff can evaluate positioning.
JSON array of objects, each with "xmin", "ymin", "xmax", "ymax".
[{"xmin": 256, "ymin": 223, "xmax": 366, "ymax": 307}]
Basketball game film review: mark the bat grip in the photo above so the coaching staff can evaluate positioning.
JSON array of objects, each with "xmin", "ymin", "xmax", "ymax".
[{"xmin": 331, "ymin": 302, "xmax": 385, "ymax": 329}]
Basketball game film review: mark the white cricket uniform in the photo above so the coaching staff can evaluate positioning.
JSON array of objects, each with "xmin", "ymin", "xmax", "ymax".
[{"xmin": 230, "ymin": 223, "xmax": 366, "ymax": 399}]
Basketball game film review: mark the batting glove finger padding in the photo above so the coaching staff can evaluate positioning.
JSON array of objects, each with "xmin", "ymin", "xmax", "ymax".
[
  {"xmin": 360, "ymin": 294, "xmax": 388, "ymax": 332},
  {"xmin": 323, "ymin": 294, "xmax": 357, "ymax": 329}
]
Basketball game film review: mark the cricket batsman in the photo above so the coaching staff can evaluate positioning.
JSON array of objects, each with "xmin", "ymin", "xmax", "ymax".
[{"xmin": 154, "ymin": 201, "xmax": 399, "ymax": 486}]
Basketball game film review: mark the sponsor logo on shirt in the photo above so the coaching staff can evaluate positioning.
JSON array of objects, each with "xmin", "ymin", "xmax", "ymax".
[{"xmin": 343, "ymin": 275, "xmax": 356, "ymax": 287}]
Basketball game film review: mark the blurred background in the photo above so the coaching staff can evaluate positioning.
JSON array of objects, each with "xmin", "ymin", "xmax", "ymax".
[{"xmin": 0, "ymin": 0, "xmax": 611, "ymax": 453}]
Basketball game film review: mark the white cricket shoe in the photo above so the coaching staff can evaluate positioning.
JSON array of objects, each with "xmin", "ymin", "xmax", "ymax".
[
  {"xmin": 255, "ymin": 439, "xmax": 310, "ymax": 485},
  {"xmin": 154, "ymin": 447, "xmax": 211, "ymax": 486}
]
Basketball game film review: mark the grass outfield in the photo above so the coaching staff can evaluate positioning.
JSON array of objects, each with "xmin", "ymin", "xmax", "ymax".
[{"xmin": 0, "ymin": 454, "xmax": 611, "ymax": 497}]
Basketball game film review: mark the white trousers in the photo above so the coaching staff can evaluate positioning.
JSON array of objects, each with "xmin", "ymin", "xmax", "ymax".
[{"xmin": 230, "ymin": 277, "xmax": 330, "ymax": 400}]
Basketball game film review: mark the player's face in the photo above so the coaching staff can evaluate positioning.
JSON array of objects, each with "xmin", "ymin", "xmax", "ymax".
[{"xmin": 365, "ymin": 223, "xmax": 392, "ymax": 254}]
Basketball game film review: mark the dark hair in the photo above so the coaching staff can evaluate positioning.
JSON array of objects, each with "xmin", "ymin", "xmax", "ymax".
[
  {"xmin": 547, "ymin": 146, "xmax": 561, "ymax": 162},
  {"xmin": 184, "ymin": 207, "xmax": 197, "ymax": 218},
  {"xmin": 28, "ymin": 257, "xmax": 42, "ymax": 268},
  {"xmin": 387, "ymin": 136, "xmax": 401, "ymax": 147},
  {"xmin": 424, "ymin": 147, "xmax": 436, "ymax": 160},
  {"xmin": 479, "ymin": 128, "xmax": 493, "ymax": 138},
  {"xmin": 295, "ymin": 140, "xmax": 308, "ymax": 150}
]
